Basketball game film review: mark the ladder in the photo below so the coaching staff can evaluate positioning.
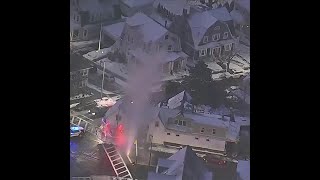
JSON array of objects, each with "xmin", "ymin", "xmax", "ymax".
[{"xmin": 102, "ymin": 143, "xmax": 133, "ymax": 179}]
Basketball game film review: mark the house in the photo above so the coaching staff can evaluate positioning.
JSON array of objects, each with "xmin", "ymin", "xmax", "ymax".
[
  {"xmin": 236, "ymin": 160, "xmax": 250, "ymax": 180},
  {"xmin": 70, "ymin": 53, "xmax": 93, "ymax": 97},
  {"xmin": 113, "ymin": 12, "xmax": 188, "ymax": 74},
  {"xmin": 119, "ymin": 0, "xmax": 155, "ymax": 17},
  {"xmin": 70, "ymin": 0, "xmax": 121, "ymax": 41},
  {"xmin": 147, "ymin": 146, "xmax": 213, "ymax": 180},
  {"xmin": 166, "ymin": 8, "xmax": 238, "ymax": 62},
  {"xmin": 101, "ymin": 21, "xmax": 126, "ymax": 47}
]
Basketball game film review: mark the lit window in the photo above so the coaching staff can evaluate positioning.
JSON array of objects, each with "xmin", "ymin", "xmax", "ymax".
[
  {"xmin": 212, "ymin": 34, "xmax": 220, "ymax": 41},
  {"xmin": 212, "ymin": 129, "xmax": 216, "ymax": 134},
  {"xmin": 165, "ymin": 35, "xmax": 169, "ymax": 40},
  {"xmin": 203, "ymin": 36, "xmax": 208, "ymax": 43},
  {"xmin": 199, "ymin": 49, "xmax": 206, "ymax": 56},
  {"xmin": 214, "ymin": 26, "xmax": 220, "ymax": 30},
  {"xmin": 200, "ymin": 128, "xmax": 205, "ymax": 133},
  {"xmin": 223, "ymin": 32, "xmax": 228, "ymax": 39},
  {"xmin": 155, "ymin": 121, "xmax": 159, "ymax": 127}
]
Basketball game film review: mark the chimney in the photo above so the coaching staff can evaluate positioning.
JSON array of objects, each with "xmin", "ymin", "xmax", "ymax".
[{"xmin": 165, "ymin": 20, "xmax": 167, "ymax": 28}]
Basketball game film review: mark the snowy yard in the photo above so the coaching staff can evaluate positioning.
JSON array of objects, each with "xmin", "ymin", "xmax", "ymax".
[
  {"xmin": 206, "ymin": 62, "xmax": 224, "ymax": 73},
  {"xmin": 236, "ymin": 44, "xmax": 250, "ymax": 63},
  {"xmin": 96, "ymin": 58, "xmax": 129, "ymax": 79}
]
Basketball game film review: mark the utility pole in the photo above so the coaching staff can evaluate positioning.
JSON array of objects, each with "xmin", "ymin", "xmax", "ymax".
[
  {"xmin": 148, "ymin": 135, "xmax": 153, "ymax": 168},
  {"xmin": 100, "ymin": 61, "xmax": 105, "ymax": 99},
  {"xmin": 98, "ymin": 14, "xmax": 103, "ymax": 51}
]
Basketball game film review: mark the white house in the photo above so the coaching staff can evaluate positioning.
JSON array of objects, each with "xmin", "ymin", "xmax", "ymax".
[
  {"xmin": 147, "ymin": 146, "xmax": 213, "ymax": 180},
  {"xmin": 112, "ymin": 12, "xmax": 189, "ymax": 74}
]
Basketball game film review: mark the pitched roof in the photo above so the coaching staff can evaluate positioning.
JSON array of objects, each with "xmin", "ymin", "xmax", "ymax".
[
  {"xmin": 153, "ymin": 0, "xmax": 190, "ymax": 15},
  {"xmin": 126, "ymin": 13, "xmax": 168, "ymax": 42},
  {"xmin": 164, "ymin": 146, "xmax": 212, "ymax": 180},
  {"xmin": 208, "ymin": 7, "xmax": 233, "ymax": 22},
  {"xmin": 102, "ymin": 22, "xmax": 125, "ymax": 40},
  {"xmin": 121, "ymin": 0, "xmax": 154, "ymax": 8},
  {"xmin": 70, "ymin": 53, "xmax": 92, "ymax": 72},
  {"xmin": 167, "ymin": 90, "xmax": 192, "ymax": 109},
  {"xmin": 188, "ymin": 11, "xmax": 218, "ymax": 47}
]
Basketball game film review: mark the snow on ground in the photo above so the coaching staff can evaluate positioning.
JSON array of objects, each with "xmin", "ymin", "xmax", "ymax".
[
  {"xmin": 70, "ymin": 39, "xmax": 99, "ymax": 49},
  {"xmin": 70, "ymin": 93, "xmax": 93, "ymax": 101},
  {"xmin": 86, "ymin": 83, "xmax": 118, "ymax": 95},
  {"xmin": 229, "ymin": 62, "xmax": 244, "ymax": 73},
  {"xmin": 232, "ymin": 56, "xmax": 250, "ymax": 69},
  {"xmin": 206, "ymin": 61, "xmax": 223, "ymax": 73},
  {"xmin": 83, "ymin": 47, "xmax": 113, "ymax": 61},
  {"xmin": 237, "ymin": 44, "xmax": 250, "ymax": 63},
  {"xmin": 212, "ymin": 73, "xmax": 225, "ymax": 81}
]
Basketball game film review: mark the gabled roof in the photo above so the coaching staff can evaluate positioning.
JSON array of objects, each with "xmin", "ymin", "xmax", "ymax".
[
  {"xmin": 188, "ymin": 11, "xmax": 218, "ymax": 47},
  {"xmin": 153, "ymin": 0, "xmax": 190, "ymax": 15},
  {"xmin": 77, "ymin": 0, "xmax": 115, "ymax": 14},
  {"xmin": 208, "ymin": 7, "xmax": 233, "ymax": 22},
  {"xmin": 164, "ymin": 146, "xmax": 212, "ymax": 180},
  {"xmin": 126, "ymin": 12, "xmax": 168, "ymax": 42},
  {"xmin": 70, "ymin": 53, "xmax": 92, "ymax": 72},
  {"xmin": 121, "ymin": 0, "xmax": 154, "ymax": 8}
]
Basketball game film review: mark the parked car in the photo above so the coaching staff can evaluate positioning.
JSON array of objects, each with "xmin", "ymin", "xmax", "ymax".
[{"xmin": 70, "ymin": 126, "xmax": 84, "ymax": 138}]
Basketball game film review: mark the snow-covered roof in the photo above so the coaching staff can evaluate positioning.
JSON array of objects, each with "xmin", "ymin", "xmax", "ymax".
[
  {"xmin": 164, "ymin": 146, "xmax": 212, "ymax": 180},
  {"xmin": 183, "ymin": 112, "xmax": 229, "ymax": 128},
  {"xmin": 153, "ymin": 0, "xmax": 190, "ymax": 15},
  {"xmin": 230, "ymin": 10, "xmax": 246, "ymax": 24},
  {"xmin": 188, "ymin": 11, "xmax": 218, "ymax": 46},
  {"xmin": 149, "ymin": 11, "xmax": 173, "ymax": 29},
  {"xmin": 236, "ymin": 0, "xmax": 250, "ymax": 12},
  {"xmin": 237, "ymin": 160, "xmax": 250, "ymax": 180},
  {"xmin": 206, "ymin": 62, "xmax": 223, "ymax": 72},
  {"xmin": 126, "ymin": 12, "xmax": 168, "ymax": 42},
  {"xmin": 121, "ymin": 0, "xmax": 154, "ymax": 8},
  {"xmin": 77, "ymin": 0, "xmax": 115, "ymax": 14},
  {"xmin": 102, "ymin": 22, "xmax": 125, "ymax": 40},
  {"xmin": 208, "ymin": 7, "xmax": 233, "ymax": 22},
  {"xmin": 167, "ymin": 91, "xmax": 192, "ymax": 109}
]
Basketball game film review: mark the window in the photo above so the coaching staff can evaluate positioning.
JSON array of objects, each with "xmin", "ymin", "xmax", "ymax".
[
  {"xmin": 214, "ymin": 26, "xmax": 220, "ymax": 30},
  {"xmin": 206, "ymin": 138, "xmax": 209, "ymax": 142},
  {"xmin": 168, "ymin": 45, "xmax": 172, "ymax": 51},
  {"xmin": 155, "ymin": 121, "xmax": 159, "ymax": 127},
  {"xmin": 83, "ymin": 30, "xmax": 88, "ymax": 37},
  {"xmin": 223, "ymin": 32, "xmax": 228, "ymax": 39},
  {"xmin": 200, "ymin": 128, "xmax": 205, "ymax": 133},
  {"xmin": 175, "ymin": 119, "xmax": 186, "ymax": 126},
  {"xmin": 225, "ymin": 43, "xmax": 232, "ymax": 51},
  {"xmin": 195, "ymin": 137, "xmax": 199, "ymax": 140},
  {"xmin": 73, "ymin": 30, "xmax": 79, "ymax": 37},
  {"xmin": 212, "ymin": 129, "xmax": 216, "ymax": 134},
  {"xmin": 203, "ymin": 36, "xmax": 208, "ymax": 43},
  {"xmin": 212, "ymin": 47, "xmax": 221, "ymax": 56},
  {"xmin": 165, "ymin": 35, "xmax": 169, "ymax": 40},
  {"xmin": 167, "ymin": 132, "xmax": 171, "ymax": 135},
  {"xmin": 199, "ymin": 49, "xmax": 206, "ymax": 56},
  {"xmin": 76, "ymin": 15, "xmax": 79, "ymax": 22},
  {"xmin": 82, "ymin": 70, "xmax": 88, "ymax": 76},
  {"xmin": 212, "ymin": 34, "xmax": 220, "ymax": 41},
  {"xmin": 176, "ymin": 134, "xmax": 180, "ymax": 137}
]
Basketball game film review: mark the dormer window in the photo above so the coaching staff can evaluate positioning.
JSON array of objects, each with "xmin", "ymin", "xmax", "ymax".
[
  {"xmin": 212, "ymin": 34, "xmax": 220, "ymax": 41},
  {"xmin": 203, "ymin": 36, "xmax": 209, "ymax": 43}
]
